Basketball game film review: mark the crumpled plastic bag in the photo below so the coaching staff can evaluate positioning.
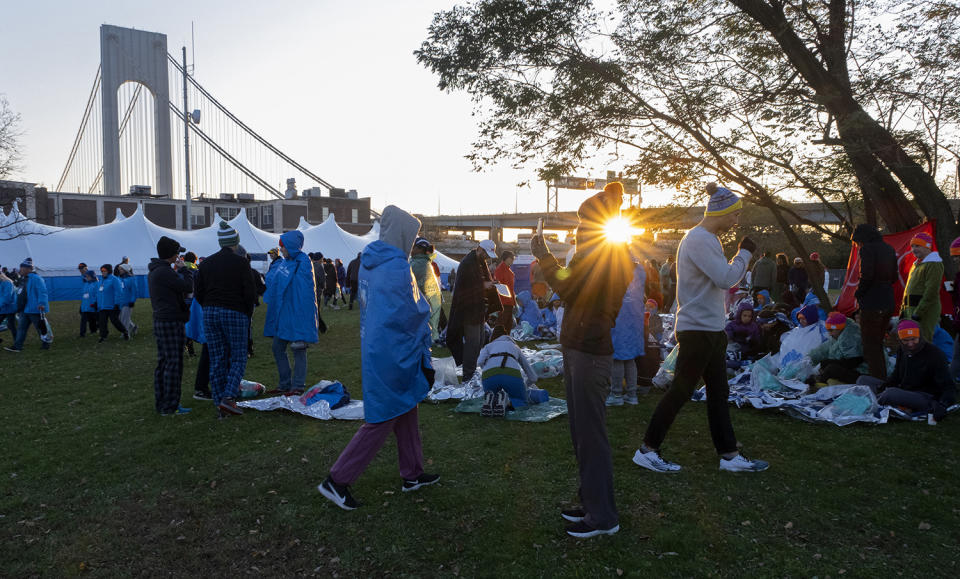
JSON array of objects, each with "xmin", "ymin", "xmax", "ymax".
[
  {"xmin": 780, "ymin": 356, "xmax": 817, "ymax": 381},
  {"xmin": 783, "ymin": 384, "xmax": 884, "ymax": 426},
  {"xmin": 239, "ymin": 379, "xmax": 266, "ymax": 398},
  {"xmin": 431, "ymin": 356, "xmax": 459, "ymax": 387},
  {"xmin": 779, "ymin": 323, "xmax": 828, "ymax": 369},
  {"xmin": 511, "ymin": 321, "xmax": 535, "ymax": 341},
  {"xmin": 427, "ymin": 369, "xmax": 483, "ymax": 401},
  {"xmin": 526, "ymin": 347, "xmax": 563, "ymax": 379},
  {"xmin": 652, "ymin": 344, "xmax": 680, "ymax": 389}
]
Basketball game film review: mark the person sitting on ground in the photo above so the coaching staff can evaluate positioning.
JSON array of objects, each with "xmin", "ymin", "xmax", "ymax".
[
  {"xmin": 540, "ymin": 294, "xmax": 562, "ymax": 336},
  {"xmin": 515, "ymin": 289, "xmax": 545, "ymax": 335},
  {"xmin": 753, "ymin": 289, "xmax": 772, "ymax": 311},
  {"xmin": 796, "ymin": 303, "xmax": 820, "ymax": 328},
  {"xmin": 806, "ymin": 312, "xmax": 864, "ymax": 386},
  {"xmin": 645, "ymin": 299, "xmax": 663, "ymax": 344},
  {"xmin": 477, "ymin": 325, "xmax": 547, "ymax": 415},
  {"xmin": 607, "ymin": 263, "xmax": 646, "ymax": 406},
  {"xmin": 725, "ymin": 301, "xmax": 762, "ymax": 360},
  {"xmin": 857, "ymin": 319, "xmax": 956, "ymax": 420},
  {"xmin": 792, "ymin": 291, "xmax": 826, "ymax": 326},
  {"xmin": 756, "ymin": 308, "xmax": 794, "ymax": 356}
]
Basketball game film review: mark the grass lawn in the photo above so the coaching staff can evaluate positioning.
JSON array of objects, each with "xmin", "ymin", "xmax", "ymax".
[{"xmin": 2, "ymin": 297, "xmax": 959, "ymax": 577}]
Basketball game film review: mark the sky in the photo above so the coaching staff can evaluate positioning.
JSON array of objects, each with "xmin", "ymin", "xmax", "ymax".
[{"xmin": 0, "ymin": 0, "xmax": 672, "ymax": 216}]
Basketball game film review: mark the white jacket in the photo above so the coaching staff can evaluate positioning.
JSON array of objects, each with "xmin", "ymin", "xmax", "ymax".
[{"xmin": 477, "ymin": 335, "xmax": 538, "ymax": 385}]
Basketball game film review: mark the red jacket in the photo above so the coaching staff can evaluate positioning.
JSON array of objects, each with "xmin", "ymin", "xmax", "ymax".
[{"xmin": 493, "ymin": 261, "xmax": 516, "ymax": 306}]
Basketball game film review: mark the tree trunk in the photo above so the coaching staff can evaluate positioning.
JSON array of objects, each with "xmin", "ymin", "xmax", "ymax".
[{"xmin": 842, "ymin": 143, "xmax": 920, "ymax": 232}]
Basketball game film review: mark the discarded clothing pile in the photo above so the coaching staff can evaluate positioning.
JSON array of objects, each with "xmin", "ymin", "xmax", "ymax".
[
  {"xmin": 454, "ymin": 396, "xmax": 568, "ymax": 422},
  {"xmin": 238, "ymin": 380, "xmax": 364, "ymax": 420}
]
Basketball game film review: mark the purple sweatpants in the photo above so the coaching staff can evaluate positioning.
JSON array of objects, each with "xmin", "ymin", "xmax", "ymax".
[{"xmin": 329, "ymin": 406, "xmax": 424, "ymax": 485}]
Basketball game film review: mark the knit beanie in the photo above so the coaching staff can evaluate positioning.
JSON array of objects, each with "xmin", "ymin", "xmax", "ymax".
[
  {"xmin": 20, "ymin": 257, "xmax": 33, "ymax": 269},
  {"xmin": 810, "ymin": 252, "xmax": 820, "ymax": 261},
  {"xmin": 910, "ymin": 232, "xmax": 933, "ymax": 250},
  {"xmin": 704, "ymin": 183, "xmax": 742, "ymax": 216},
  {"xmin": 950, "ymin": 236, "xmax": 960, "ymax": 256},
  {"xmin": 218, "ymin": 221, "xmax": 240, "ymax": 248},
  {"xmin": 897, "ymin": 319, "xmax": 920, "ymax": 339},
  {"xmin": 157, "ymin": 236, "xmax": 183, "ymax": 260},
  {"xmin": 798, "ymin": 304, "xmax": 819, "ymax": 325},
  {"xmin": 825, "ymin": 312, "xmax": 846, "ymax": 330},
  {"xmin": 645, "ymin": 298, "xmax": 659, "ymax": 310}
]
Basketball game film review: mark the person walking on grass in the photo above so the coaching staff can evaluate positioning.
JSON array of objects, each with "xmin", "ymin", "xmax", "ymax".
[
  {"xmin": 346, "ymin": 252, "xmax": 361, "ymax": 310},
  {"xmin": 97, "ymin": 263, "xmax": 128, "ymax": 343},
  {"xmin": 633, "ymin": 183, "xmax": 769, "ymax": 475},
  {"xmin": 79, "ymin": 270, "xmax": 99, "ymax": 337},
  {"xmin": 0, "ymin": 267, "xmax": 20, "ymax": 347},
  {"xmin": 530, "ymin": 181, "xmax": 634, "ymax": 539},
  {"xmin": 263, "ymin": 230, "xmax": 320, "ymax": 397},
  {"xmin": 118, "ymin": 264, "xmax": 139, "ymax": 338},
  {"xmin": 317, "ymin": 206, "xmax": 438, "ymax": 511},
  {"xmin": 148, "ymin": 236, "xmax": 194, "ymax": 416},
  {"xmin": 195, "ymin": 222, "xmax": 256, "ymax": 417},
  {"xmin": 5, "ymin": 258, "xmax": 50, "ymax": 352},
  {"xmin": 447, "ymin": 239, "xmax": 502, "ymax": 382}
]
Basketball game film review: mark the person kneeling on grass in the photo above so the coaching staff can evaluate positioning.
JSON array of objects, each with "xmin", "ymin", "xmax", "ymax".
[
  {"xmin": 856, "ymin": 319, "xmax": 956, "ymax": 421},
  {"xmin": 478, "ymin": 325, "xmax": 547, "ymax": 416},
  {"xmin": 317, "ymin": 206, "xmax": 439, "ymax": 511},
  {"xmin": 806, "ymin": 312, "xmax": 865, "ymax": 386}
]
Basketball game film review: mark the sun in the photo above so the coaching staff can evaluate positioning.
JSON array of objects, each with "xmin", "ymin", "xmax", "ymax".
[{"xmin": 603, "ymin": 216, "xmax": 635, "ymax": 243}]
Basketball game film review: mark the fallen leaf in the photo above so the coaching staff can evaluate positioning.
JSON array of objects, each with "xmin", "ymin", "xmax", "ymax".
[{"xmin": 918, "ymin": 522, "xmax": 932, "ymax": 530}]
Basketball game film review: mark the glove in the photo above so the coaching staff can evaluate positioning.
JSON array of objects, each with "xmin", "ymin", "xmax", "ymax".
[
  {"xmin": 738, "ymin": 236, "xmax": 757, "ymax": 254},
  {"xmin": 530, "ymin": 234, "xmax": 550, "ymax": 260}
]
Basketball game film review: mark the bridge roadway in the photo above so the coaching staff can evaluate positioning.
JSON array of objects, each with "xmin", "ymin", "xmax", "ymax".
[{"xmin": 419, "ymin": 201, "xmax": 850, "ymax": 243}]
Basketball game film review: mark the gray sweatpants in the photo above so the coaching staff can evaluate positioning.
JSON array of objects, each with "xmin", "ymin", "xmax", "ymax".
[
  {"xmin": 563, "ymin": 346, "xmax": 618, "ymax": 530},
  {"xmin": 856, "ymin": 375, "xmax": 936, "ymax": 413},
  {"xmin": 610, "ymin": 359, "xmax": 638, "ymax": 398}
]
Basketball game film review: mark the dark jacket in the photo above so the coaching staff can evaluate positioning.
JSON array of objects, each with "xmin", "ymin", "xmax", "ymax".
[
  {"xmin": 883, "ymin": 341, "xmax": 956, "ymax": 406},
  {"xmin": 312, "ymin": 260, "xmax": 325, "ymax": 301},
  {"xmin": 539, "ymin": 245, "xmax": 633, "ymax": 356},
  {"xmin": 852, "ymin": 224, "xmax": 898, "ymax": 312},
  {"xmin": 148, "ymin": 258, "xmax": 194, "ymax": 322},
  {"xmin": 347, "ymin": 256, "xmax": 361, "ymax": 289},
  {"xmin": 323, "ymin": 262, "xmax": 338, "ymax": 293},
  {"xmin": 195, "ymin": 247, "xmax": 256, "ymax": 316},
  {"xmin": 447, "ymin": 249, "xmax": 502, "ymax": 363},
  {"xmin": 787, "ymin": 265, "xmax": 808, "ymax": 294}
]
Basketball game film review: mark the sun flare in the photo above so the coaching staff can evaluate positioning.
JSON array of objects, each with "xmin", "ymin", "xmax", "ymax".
[{"xmin": 603, "ymin": 216, "xmax": 636, "ymax": 243}]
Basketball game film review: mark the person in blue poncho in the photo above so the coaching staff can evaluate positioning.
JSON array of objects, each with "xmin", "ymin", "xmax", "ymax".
[
  {"xmin": 97, "ymin": 263, "xmax": 128, "ymax": 342},
  {"xmin": 5, "ymin": 258, "xmax": 50, "ymax": 352},
  {"xmin": 318, "ymin": 206, "xmax": 439, "ymax": 511},
  {"xmin": 263, "ymin": 230, "xmax": 320, "ymax": 396},
  {"xmin": 515, "ymin": 290, "xmax": 544, "ymax": 334},
  {"xmin": 607, "ymin": 263, "xmax": 646, "ymax": 406},
  {"xmin": 79, "ymin": 270, "xmax": 99, "ymax": 337},
  {"xmin": 0, "ymin": 267, "xmax": 17, "ymax": 345},
  {"xmin": 118, "ymin": 265, "xmax": 139, "ymax": 338}
]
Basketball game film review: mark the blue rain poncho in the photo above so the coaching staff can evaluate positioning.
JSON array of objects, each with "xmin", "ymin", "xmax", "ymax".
[
  {"xmin": 263, "ymin": 230, "xmax": 319, "ymax": 343},
  {"xmin": 359, "ymin": 207, "xmax": 432, "ymax": 423},
  {"xmin": 99, "ymin": 274, "xmax": 123, "ymax": 310},
  {"xmin": 184, "ymin": 298, "xmax": 205, "ymax": 343},
  {"xmin": 121, "ymin": 276, "xmax": 138, "ymax": 306},
  {"xmin": 611, "ymin": 264, "xmax": 646, "ymax": 361},
  {"xmin": 81, "ymin": 274, "xmax": 99, "ymax": 312},
  {"xmin": 516, "ymin": 290, "xmax": 543, "ymax": 330},
  {"xmin": 0, "ymin": 278, "xmax": 17, "ymax": 315},
  {"xmin": 22, "ymin": 272, "xmax": 49, "ymax": 314}
]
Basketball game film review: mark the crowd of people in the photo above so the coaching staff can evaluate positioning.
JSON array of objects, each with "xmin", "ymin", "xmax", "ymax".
[{"xmin": 4, "ymin": 179, "xmax": 960, "ymax": 540}]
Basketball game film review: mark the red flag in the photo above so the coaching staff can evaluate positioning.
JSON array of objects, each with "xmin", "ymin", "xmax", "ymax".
[{"xmin": 836, "ymin": 221, "xmax": 952, "ymax": 316}]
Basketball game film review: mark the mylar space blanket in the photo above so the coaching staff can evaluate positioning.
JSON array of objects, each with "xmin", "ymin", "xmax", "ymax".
[
  {"xmin": 237, "ymin": 380, "xmax": 365, "ymax": 420},
  {"xmin": 426, "ymin": 349, "xmax": 564, "ymax": 401},
  {"xmin": 453, "ymin": 397, "xmax": 568, "ymax": 422}
]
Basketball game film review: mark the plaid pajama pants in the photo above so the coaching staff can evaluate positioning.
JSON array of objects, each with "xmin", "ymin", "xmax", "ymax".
[
  {"xmin": 203, "ymin": 306, "xmax": 250, "ymax": 405},
  {"xmin": 153, "ymin": 320, "xmax": 185, "ymax": 414}
]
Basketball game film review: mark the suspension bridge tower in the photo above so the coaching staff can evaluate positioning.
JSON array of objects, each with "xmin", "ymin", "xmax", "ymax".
[{"xmin": 100, "ymin": 25, "xmax": 172, "ymax": 197}]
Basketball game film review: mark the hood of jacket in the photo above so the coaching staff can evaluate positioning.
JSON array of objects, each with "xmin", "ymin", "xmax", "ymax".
[
  {"xmin": 920, "ymin": 251, "xmax": 943, "ymax": 264},
  {"xmin": 735, "ymin": 300, "xmax": 755, "ymax": 321},
  {"xmin": 798, "ymin": 303, "xmax": 820, "ymax": 324},
  {"xmin": 280, "ymin": 230, "xmax": 305, "ymax": 257},
  {"xmin": 802, "ymin": 292, "xmax": 820, "ymax": 307},
  {"xmin": 852, "ymin": 223, "xmax": 882, "ymax": 244},
  {"xmin": 515, "ymin": 290, "xmax": 533, "ymax": 306},
  {"xmin": 148, "ymin": 258, "xmax": 172, "ymax": 273},
  {"xmin": 379, "ymin": 205, "xmax": 421, "ymax": 257},
  {"xmin": 756, "ymin": 289, "xmax": 772, "ymax": 306}
]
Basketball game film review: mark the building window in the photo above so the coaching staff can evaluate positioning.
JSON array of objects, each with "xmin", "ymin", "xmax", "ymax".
[
  {"xmin": 352, "ymin": 208, "xmax": 358, "ymax": 223},
  {"xmin": 322, "ymin": 206, "xmax": 329, "ymax": 220},
  {"xmin": 190, "ymin": 205, "xmax": 206, "ymax": 227},
  {"xmin": 218, "ymin": 206, "xmax": 240, "ymax": 220},
  {"xmin": 245, "ymin": 207, "xmax": 258, "ymax": 224},
  {"xmin": 261, "ymin": 205, "xmax": 273, "ymax": 229}
]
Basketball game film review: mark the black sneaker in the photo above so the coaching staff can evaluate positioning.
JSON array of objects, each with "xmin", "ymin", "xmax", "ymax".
[
  {"xmin": 122, "ymin": 332, "xmax": 130, "ymax": 341},
  {"xmin": 401, "ymin": 473, "xmax": 440, "ymax": 493},
  {"xmin": 480, "ymin": 391, "xmax": 495, "ymax": 417},
  {"xmin": 561, "ymin": 508, "xmax": 585, "ymax": 523},
  {"xmin": 217, "ymin": 398, "xmax": 243, "ymax": 416},
  {"xmin": 317, "ymin": 476, "xmax": 359, "ymax": 510},
  {"xmin": 4, "ymin": 346, "xmax": 22, "ymax": 353},
  {"xmin": 193, "ymin": 391, "xmax": 213, "ymax": 401},
  {"xmin": 565, "ymin": 520, "xmax": 620, "ymax": 539}
]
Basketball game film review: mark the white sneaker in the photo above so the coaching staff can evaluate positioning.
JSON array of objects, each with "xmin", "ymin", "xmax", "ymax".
[
  {"xmin": 605, "ymin": 394, "xmax": 624, "ymax": 406},
  {"xmin": 719, "ymin": 454, "xmax": 769, "ymax": 473},
  {"xmin": 632, "ymin": 449, "xmax": 682, "ymax": 473},
  {"xmin": 624, "ymin": 395, "xmax": 639, "ymax": 405}
]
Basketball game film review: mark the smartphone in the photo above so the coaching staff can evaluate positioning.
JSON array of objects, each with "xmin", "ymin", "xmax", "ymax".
[{"xmin": 537, "ymin": 217, "xmax": 544, "ymax": 237}]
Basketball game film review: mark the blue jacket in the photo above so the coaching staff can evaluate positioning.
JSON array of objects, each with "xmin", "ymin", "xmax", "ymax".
[
  {"xmin": 121, "ymin": 276, "xmax": 138, "ymax": 306},
  {"xmin": 516, "ymin": 290, "xmax": 543, "ymax": 329},
  {"xmin": 22, "ymin": 272, "xmax": 49, "ymax": 314},
  {"xmin": 99, "ymin": 274, "xmax": 123, "ymax": 310},
  {"xmin": 611, "ymin": 264, "xmax": 646, "ymax": 360},
  {"xmin": 263, "ymin": 231, "xmax": 319, "ymax": 342},
  {"xmin": 80, "ymin": 280, "xmax": 99, "ymax": 312},
  {"xmin": 0, "ymin": 279, "xmax": 17, "ymax": 315},
  {"xmin": 185, "ymin": 298, "xmax": 205, "ymax": 343},
  {"xmin": 933, "ymin": 325, "xmax": 954, "ymax": 365},
  {"xmin": 359, "ymin": 239, "xmax": 432, "ymax": 423},
  {"xmin": 541, "ymin": 306, "xmax": 557, "ymax": 330}
]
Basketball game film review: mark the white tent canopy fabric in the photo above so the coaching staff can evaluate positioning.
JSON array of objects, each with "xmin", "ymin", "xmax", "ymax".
[{"xmin": 0, "ymin": 203, "xmax": 459, "ymax": 289}]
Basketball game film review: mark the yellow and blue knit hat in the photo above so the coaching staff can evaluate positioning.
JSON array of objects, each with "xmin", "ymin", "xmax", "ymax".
[{"xmin": 704, "ymin": 183, "xmax": 742, "ymax": 216}]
